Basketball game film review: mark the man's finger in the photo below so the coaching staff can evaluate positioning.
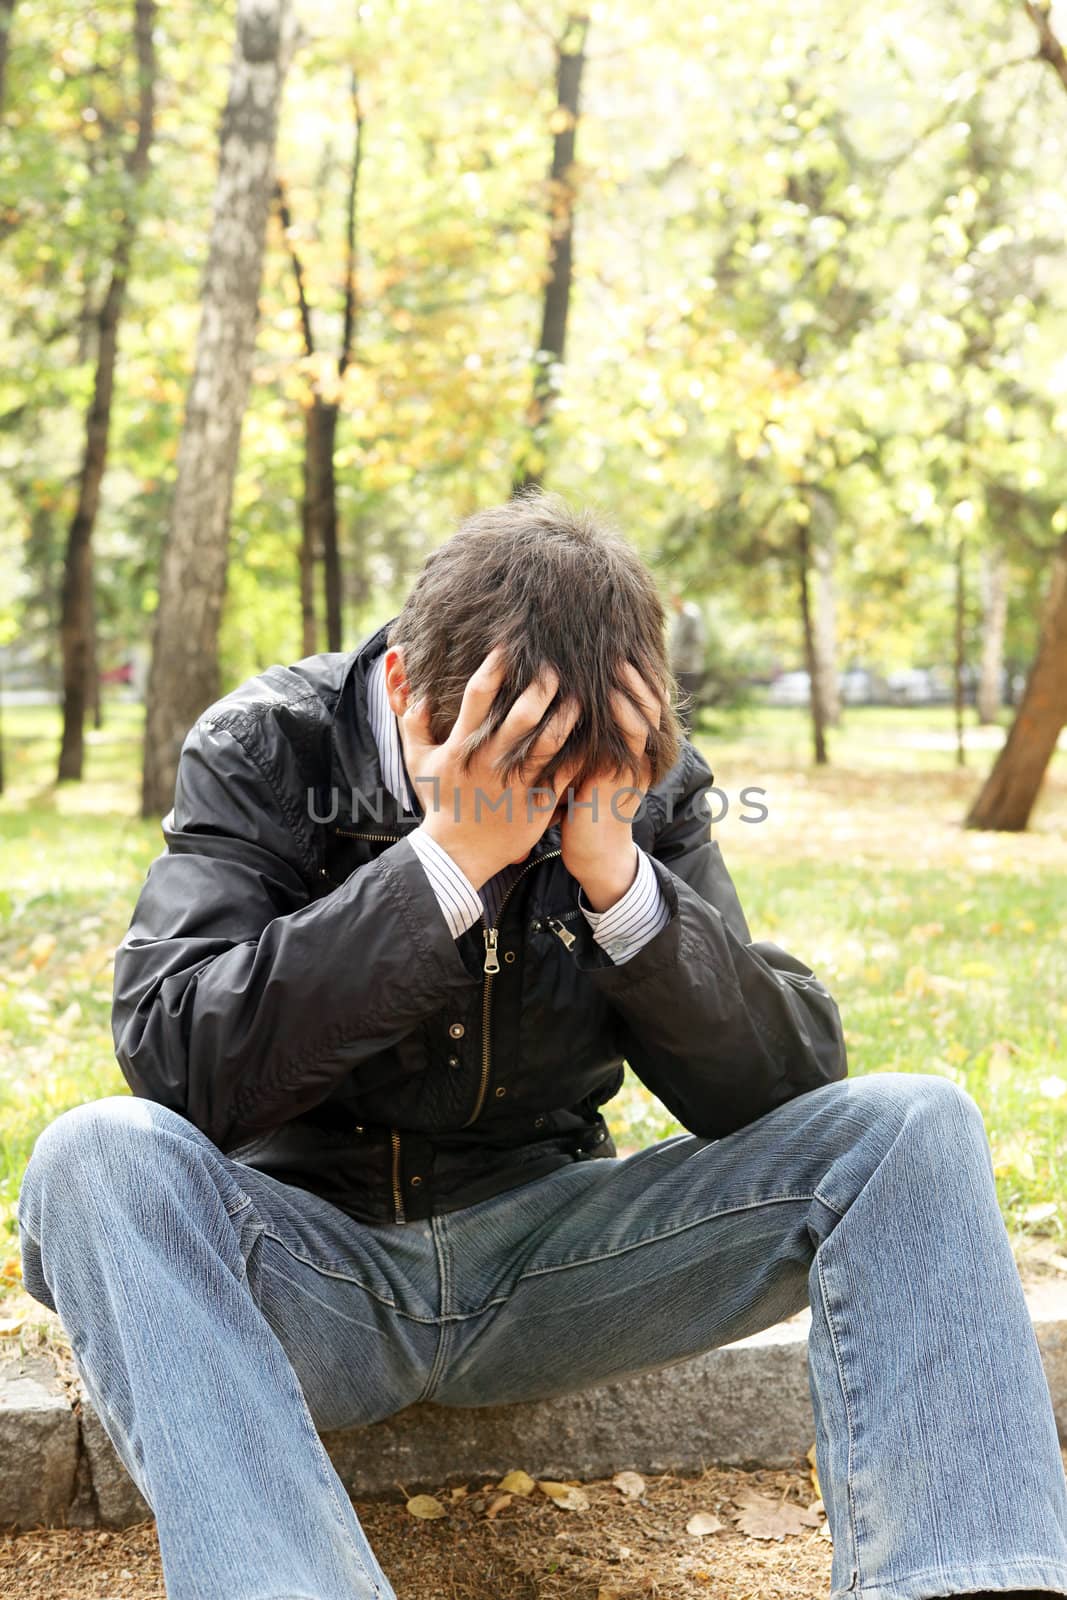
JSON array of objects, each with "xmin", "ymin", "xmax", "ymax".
[
  {"xmin": 495, "ymin": 663, "xmax": 561, "ymax": 754},
  {"xmin": 447, "ymin": 644, "xmax": 510, "ymax": 748},
  {"xmin": 619, "ymin": 661, "xmax": 664, "ymax": 730}
]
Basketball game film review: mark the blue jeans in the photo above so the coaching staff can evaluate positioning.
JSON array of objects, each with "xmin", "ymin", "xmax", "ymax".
[{"xmin": 17, "ymin": 1072, "xmax": 1067, "ymax": 1600}]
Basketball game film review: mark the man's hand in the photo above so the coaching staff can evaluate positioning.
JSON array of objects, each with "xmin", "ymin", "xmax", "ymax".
[
  {"xmin": 399, "ymin": 646, "xmax": 581, "ymax": 891},
  {"xmin": 560, "ymin": 663, "xmax": 664, "ymax": 912}
]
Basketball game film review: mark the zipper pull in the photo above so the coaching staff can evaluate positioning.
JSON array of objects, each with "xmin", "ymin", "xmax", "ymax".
[
  {"xmin": 483, "ymin": 926, "xmax": 501, "ymax": 974},
  {"xmin": 547, "ymin": 915, "xmax": 576, "ymax": 950}
]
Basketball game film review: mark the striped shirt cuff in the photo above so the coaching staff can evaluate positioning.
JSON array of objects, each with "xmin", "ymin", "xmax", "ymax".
[
  {"xmin": 407, "ymin": 829, "xmax": 483, "ymax": 940},
  {"xmin": 578, "ymin": 847, "xmax": 671, "ymax": 965}
]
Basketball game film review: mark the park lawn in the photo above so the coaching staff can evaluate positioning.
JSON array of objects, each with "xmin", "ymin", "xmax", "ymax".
[{"xmin": 1, "ymin": 699, "xmax": 1066, "ymax": 1304}]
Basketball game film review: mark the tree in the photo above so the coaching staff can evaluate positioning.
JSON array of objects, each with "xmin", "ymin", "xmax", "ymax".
[
  {"xmin": 964, "ymin": 0, "xmax": 1067, "ymax": 828},
  {"xmin": 275, "ymin": 68, "xmax": 363, "ymax": 656},
  {"xmin": 141, "ymin": 0, "xmax": 295, "ymax": 818},
  {"xmin": 56, "ymin": 0, "xmax": 156, "ymax": 782},
  {"xmin": 514, "ymin": 11, "xmax": 590, "ymax": 492},
  {"xmin": 966, "ymin": 528, "xmax": 1067, "ymax": 828}
]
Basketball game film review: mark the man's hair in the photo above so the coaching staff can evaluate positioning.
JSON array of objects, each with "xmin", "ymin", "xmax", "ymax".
[{"xmin": 387, "ymin": 488, "xmax": 684, "ymax": 794}]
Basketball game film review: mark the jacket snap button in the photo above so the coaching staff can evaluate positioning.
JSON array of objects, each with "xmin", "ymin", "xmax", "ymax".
[
  {"xmin": 410, "ymin": 1174, "xmax": 423, "ymax": 1187},
  {"xmin": 448, "ymin": 1022, "xmax": 465, "ymax": 1039},
  {"xmin": 534, "ymin": 1115, "xmax": 545, "ymax": 1128},
  {"xmin": 447, "ymin": 1054, "xmax": 459, "ymax": 1068},
  {"xmin": 530, "ymin": 919, "xmax": 542, "ymax": 933},
  {"xmin": 503, "ymin": 950, "xmax": 516, "ymax": 964},
  {"xmin": 494, "ymin": 1086, "xmax": 506, "ymax": 1098}
]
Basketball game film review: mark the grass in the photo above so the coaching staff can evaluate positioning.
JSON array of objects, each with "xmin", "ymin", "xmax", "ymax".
[{"xmin": 1, "ymin": 696, "xmax": 1066, "ymax": 1298}]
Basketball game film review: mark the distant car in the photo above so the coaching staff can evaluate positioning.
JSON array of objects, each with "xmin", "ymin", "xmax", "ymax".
[
  {"xmin": 767, "ymin": 670, "xmax": 811, "ymax": 706},
  {"xmin": 838, "ymin": 667, "xmax": 889, "ymax": 705},
  {"xmin": 886, "ymin": 668, "xmax": 936, "ymax": 705}
]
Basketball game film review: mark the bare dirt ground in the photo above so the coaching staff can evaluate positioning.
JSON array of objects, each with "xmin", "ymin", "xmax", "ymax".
[{"xmin": 0, "ymin": 1461, "xmax": 835, "ymax": 1600}]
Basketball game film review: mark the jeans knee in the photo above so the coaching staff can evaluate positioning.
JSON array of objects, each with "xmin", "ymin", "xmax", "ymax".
[
  {"xmin": 19, "ymin": 1096, "xmax": 187, "ymax": 1221},
  {"xmin": 846, "ymin": 1070, "xmax": 990, "ymax": 1168}
]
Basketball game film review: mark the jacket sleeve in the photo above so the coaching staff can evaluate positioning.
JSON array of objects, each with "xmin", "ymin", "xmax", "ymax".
[
  {"xmin": 111, "ymin": 717, "xmax": 477, "ymax": 1149},
  {"xmin": 575, "ymin": 741, "xmax": 848, "ymax": 1140}
]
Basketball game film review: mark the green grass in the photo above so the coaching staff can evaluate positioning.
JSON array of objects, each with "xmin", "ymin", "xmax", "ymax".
[{"xmin": 1, "ymin": 697, "xmax": 1066, "ymax": 1295}]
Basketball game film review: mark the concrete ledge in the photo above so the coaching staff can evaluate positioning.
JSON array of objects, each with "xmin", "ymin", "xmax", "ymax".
[
  {"xmin": 2, "ymin": 1285, "xmax": 1067, "ymax": 1531},
  {"xmin": 0, "ymin": 1350, "xmax": 79, "ymax": 1528}
]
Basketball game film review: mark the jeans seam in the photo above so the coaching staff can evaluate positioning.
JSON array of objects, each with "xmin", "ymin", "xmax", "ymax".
[
  {"xmin": 817, "ymin": 1235, "xmax": 861, "ymax": 1593},
  {"xmin": 513, "ymin": 1192, "xmax": 820, "ymax": 1283},
  {"xmin": 417, "ymin": 1217, "xmax": 455, "ymax": 1404}
]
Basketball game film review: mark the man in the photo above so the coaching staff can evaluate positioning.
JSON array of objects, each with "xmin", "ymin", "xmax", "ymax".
[{"xmin": 18, "ymin": 490, "xmax": 1067, "ymax": 1600}]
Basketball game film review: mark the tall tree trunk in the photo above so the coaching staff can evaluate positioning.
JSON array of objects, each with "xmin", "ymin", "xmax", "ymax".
[
  {"xmin": 298, "ymin": 413, "xmax": 317, "ymax": 657},
  {"xmin": 812, "ymin": 531, "xmax": 840, "ymax": 728},
  {"xmin": 56, "ymin": 0, "xmax": 155, "ymax": 782},
  {"xmin": 798, "ymin": 522, "xmax": 828, "ymax": 766},
  {"xmin": 977, "ymin": 545, "xmax": 1008, "ymax": 725},
  {"xmin": 514, "ymin": 12, "xmax": 589, "ymax": 494},
  {"xmin": 313, "ymin": 399, "xmax": 342, "ymax": 651},
  {"xmin": 277, "ymin": 71, "xmax": 361, "ymax": 658},
  {"xmin": 141, "ymin": 0, "xmax": 294, "ymax": 817},
  {"xmin": 965, "ymin": 528, "xmax": 1067, "ymax": 830}
]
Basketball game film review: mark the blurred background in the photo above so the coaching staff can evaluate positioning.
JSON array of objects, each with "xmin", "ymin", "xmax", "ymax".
[{"xmin": 1, "ymin": 0, "xmax": 1066, "ymax": 1299}]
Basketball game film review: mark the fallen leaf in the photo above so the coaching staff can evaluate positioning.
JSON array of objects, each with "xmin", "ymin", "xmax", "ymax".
[
  {"xmin": 806, "ymin": 1441, "xmax": 822, "ymax": 1501},
  {"xmin": 686, "ymin": 1511, "xmax": 725, "ymax": 1536},
  {"xmin": 497, "ymin": 1468, "xmax": 536, "ymax": 1496},
  {"xmin": 0, "ymin": 1317, "xmax": 24, "ymax": 1337},
  {"xmin": 406, "ymin": 1494, "xmax": 446, "ymax": 1520},
  {"xmin": 27, "ymin": 933, "xmax": 56, "ymax": 970},
  {"xmin": 537, "ymin": 1479, "xmax": 590, "ymax": 1511},
  {"xmin": 485, "ymin": 1493, "xmax": 512, "ymax": 1520},
  {"xmin": 731, "ymin": 1487, "xmax": 823, "ymax": 1541},
  {"xmin": 449, "ymin": 1485, "xmax": 468, "ymax": 1501},
  {"xmin": 612, "ymin": 1470, "xmax": 646, "ymax": 1499}
]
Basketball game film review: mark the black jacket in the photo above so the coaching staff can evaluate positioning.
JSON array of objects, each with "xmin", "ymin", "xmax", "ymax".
[{"xmin": 111, "ymin": 620, "xmax": 848, "ymax": 1225}]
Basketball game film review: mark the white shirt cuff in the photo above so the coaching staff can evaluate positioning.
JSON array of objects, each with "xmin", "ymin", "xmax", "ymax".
[
  {"xmin": 407, "ymin": 829, "xmax": 483, "ymax": 940},
  {"xmin": 578, "ymin": 847, "xmax": 671, "ymax": 964}
]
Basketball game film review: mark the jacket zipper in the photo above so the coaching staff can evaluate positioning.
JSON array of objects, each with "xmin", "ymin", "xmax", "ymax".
[
  {"xmin": 390, "ymin": 1126, "xmax": 405, "ymax": 1224},
  {"xmin": 330, "ymin": 826, "xmax": 567, "ymax": 1207},
  {"xmin": 463, "ymin": 848, "xmax": 562, "ymax": 1129},
  {"xmin": 334, "ymin": 828, "xmax": 406, "ymax": 842}
]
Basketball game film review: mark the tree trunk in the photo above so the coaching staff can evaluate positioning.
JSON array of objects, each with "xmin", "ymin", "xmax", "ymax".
[
  {"xmin": 141, "ymin": 0, "xmax": 294, "ymax": 817},
  {"xmin": 514, "ymin": 12, "xmax": 589, "ymax": 494},
  {"xmin": 798, "ymin": 522, "xmax": 828, "ymax": 766},
  {"xmin": 812, "ymin": 531, "xmax": 840, "ymax": 728},
  {"xmin": 298, "ymin": 410, "xmax": 317, "ymax": 657},
  {"xmin": 313, "ymin": 400, "xmax": 342, "ymax": 651},
  {"xmin": 965, "ymin": 528, "xmax": 1067, "ymax": 830},
  {"xmin": 56, "ymin": 0, "xmax": 155, "ymax": 782},
  {"xmin": 977, "ymin": 545, "xmax": 1008, "ymax": 724}
]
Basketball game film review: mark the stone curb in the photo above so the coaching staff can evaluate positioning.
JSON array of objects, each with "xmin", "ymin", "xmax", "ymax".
[{"xmin": 2, "ymin": 1283, "xmax": 1066, "ymax": 1531}]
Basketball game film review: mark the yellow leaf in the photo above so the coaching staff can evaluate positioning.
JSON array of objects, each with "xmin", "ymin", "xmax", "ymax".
[
  {"xmin": 612, "ymin": 1470, "xmax": 645, "ymax": 1499},
  {"xmin": 0, "ymin": 1316, "xmax": 24, "ymax": 1337},
  {"xmin": 485, "ymin": 1493, "xmax": 512, "ymax": 1520},
  {"xmin": 537, "ymin": 1480, "xmax": 589, "ymax": 1511},
  {"xmin": 28, "ymin": 934, "xmax": 56, "ymax": 971},
  {"xmin": 406, "ymin": 1494, "xmax": 446, "ymax": 1520},
  {"xmin": 497, "ymin": 1469, "xmax": 536, "ymax": 1496},
  {"xmin": 806, "ymin": 1441, "xmax": 822, "ymax": 1501}
]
